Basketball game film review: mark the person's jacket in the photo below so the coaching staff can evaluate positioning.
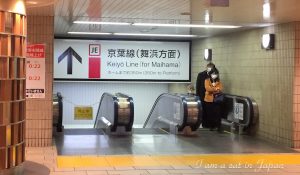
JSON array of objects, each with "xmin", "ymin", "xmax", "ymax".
[
  {"xmin": 204, "ymin": 78, "xmax": 223, "ymax": 102},
  {"xmin": 196, "ymin": 71, "xmax": 209, "ymax": 101}
]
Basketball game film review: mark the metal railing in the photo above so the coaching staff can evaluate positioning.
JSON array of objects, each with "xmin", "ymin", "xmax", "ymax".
[
  {"xmin": 143, "ymin": 93, "xmax": 202, "ymax": 134},
  {"xmin": 94, "ymin": 92, "xmax": 134, "ymax": 132}
]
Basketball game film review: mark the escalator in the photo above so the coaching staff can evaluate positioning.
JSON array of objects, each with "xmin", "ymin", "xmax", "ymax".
[
  {"xmin": 93, "ymin": 92, "xmax": 202, "ymax": 135},
  {"xmin": 143, "ymin": 93, "xmax": 202, "ymax": 134},
  {"xmin": 53, "ymin": 92, "xmax": 63, "ymax": 132},
  {"xmin": 221, "ymin": 94, "xmax": 259, "ymax": 134},
  {"xmin": 56, "ymin": 92, "xmax": 260, "ymax": 156},
  {"xmin": 94, "ymin": 93, "xmax": 134, "ymax": 132}
]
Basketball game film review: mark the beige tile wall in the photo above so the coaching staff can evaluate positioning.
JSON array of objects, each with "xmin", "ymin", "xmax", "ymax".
[
  {"xmin": 170, "ymin": 23, "xmax": 297, "ymax": 147},
  {"xmin": 26, "ymin": 16, "xmax": 53, "ymax": 147}
]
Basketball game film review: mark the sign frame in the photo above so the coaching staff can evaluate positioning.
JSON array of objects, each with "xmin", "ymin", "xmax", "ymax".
[
  {"xmin": 26, "ymin": 43, "xmax": 46, "ymax": 99},
  {"xmin": 54, "ymin": 37, "xmax": 191, "ymax": 83}
]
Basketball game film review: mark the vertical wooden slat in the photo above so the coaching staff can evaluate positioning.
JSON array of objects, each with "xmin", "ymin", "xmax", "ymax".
[
  {"xmin": 0, "ymin": 7, "xmax": 26, "ymax": 170},
  {"xmin": 0, "ymin": 11, "xmax": 5, "ymax": 32}
]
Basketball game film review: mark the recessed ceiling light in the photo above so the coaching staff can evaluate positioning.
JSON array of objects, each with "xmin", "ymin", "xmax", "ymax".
[
  {"xmin": 74, "ymin": 21, "xmax": 241, "ymax": 29},
  {"xmin": 113, "ymin": 33, "xmax": 198, "ymax": 38},
  {"xmin": 73, "ymin": 21, "xmax": 131, "ymax": 25},
  {"xmin": 132, "ymin": 23, "xmax": 241, "ymax": 29},
  {"xmin": 68, "ymin": 32, "xmax": 112, "ymax": 35},
  {"xmin": 68, "ymin": 31, "xmax": 198, "ymax": 38}
]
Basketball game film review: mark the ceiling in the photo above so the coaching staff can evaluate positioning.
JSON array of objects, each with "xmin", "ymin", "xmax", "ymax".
[{"xmin": 26, "ymin": 0, "xmax": 300, "ymax": 39}]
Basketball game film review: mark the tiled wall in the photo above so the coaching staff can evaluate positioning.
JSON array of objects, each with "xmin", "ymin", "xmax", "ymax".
[
  {"xmin": 170, "ymin": 23, "xmax": 297, "ymax": 147},
  {"xmin": 26, "ymin": 16, "xmax": 53, "ymax": 146},
  {"xmin": 293, "ymin": 22, "xmax": 300, "ymax": 148},
  {"xmin": 53, "ymin": 82, "xmax": 168, "ymax": 128}
]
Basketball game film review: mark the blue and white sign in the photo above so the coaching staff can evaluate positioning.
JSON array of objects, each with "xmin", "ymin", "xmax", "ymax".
[{"xmin": 54, "ymin": 39, "xmax": 190, "ymax": 82}]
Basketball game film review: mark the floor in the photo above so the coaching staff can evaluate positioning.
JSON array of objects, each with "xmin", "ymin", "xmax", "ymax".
[
  {"xmin": 1, "ymin": 129, "xmax": 300, "ymax": 175},
  {"xmin": 55, "ymin": 128, "xmax": 296, "ymax": 155}
]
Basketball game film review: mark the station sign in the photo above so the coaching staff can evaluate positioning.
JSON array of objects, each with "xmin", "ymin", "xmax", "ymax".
[{"xmin": 54, "ymin": 39, "xmax": 190, "ymax": 82}]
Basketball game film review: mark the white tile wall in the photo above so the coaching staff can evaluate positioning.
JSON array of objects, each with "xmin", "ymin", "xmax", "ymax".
[{"xmin": 53, "ymin": 82, "xmax": 169, "ymax": 128}]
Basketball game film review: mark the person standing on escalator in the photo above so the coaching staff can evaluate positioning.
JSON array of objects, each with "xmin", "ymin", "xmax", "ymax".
[{"xmin": 204, "ymin": 68, "xmax": 223, "ymax": 131}]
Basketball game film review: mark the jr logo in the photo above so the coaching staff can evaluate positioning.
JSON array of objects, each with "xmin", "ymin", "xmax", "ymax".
[
  {"xmin": 88, "ymin": 44, "xmax": 101, "ymax": 79},
  {"xmin": 89, "ymin": 44, "xmax": 101, "ymax": 56}
]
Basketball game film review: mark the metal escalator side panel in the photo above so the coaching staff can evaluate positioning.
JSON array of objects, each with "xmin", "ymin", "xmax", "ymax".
[
  {"xmin": 94, "ymin": 92, "xmax": 134, "ymax": 133},
  {"xmin": 178, "ymin": 99, "xmax": 188, "ymax": 131},
  {"xmin": 143, "ymin": 93, "xmax": 167, "ymax": 128},
  {"xmin": 94, "ymin": 93, "xmax": 107, "ymax": 128},
  {"xmin": 125, "ymin": 97, "xmax": 134, "ymax": 131},
  {"xmin": 53, "ymin": 92, "xmax": 63, "ymax": 132},
  {"xmin": 111, "ymin": 97, "xmax": 119, "ymax": 132},
  {"xmin": 187, "ymin": 100, "xmax": 202, "ymax": 131},
  {"xmin": 194, "ymin": 96, "xmax": 203, "ymax": 130},
  {"xmin": 179, "ymin": 95, "xmax": 203, "ymax": 131},
  {"xmin": 245, "ymin": 97, "xmax": 259, "ymax": 135},
  {"xmin": 94, "ymin": 93, "xmax": 117, "ymax": 129},
  {"xmin": 116, "ymin": 98, "xmax": 130, "ymax": 125},
  {"xmin": 57, "ymin": 93, "xmax": 63, "ymax": 132},
  {"xmin": 144, "ymin": 93, "xmax": 202, "ymax": 133},
  {"xmin": 221, "ymin": 94, "xmax": 259, "ymax": 135}
]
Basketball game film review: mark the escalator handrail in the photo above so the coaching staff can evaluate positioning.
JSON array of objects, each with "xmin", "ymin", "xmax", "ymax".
[
  {"xmin": 115, "ymin": 92, "xmax": 131, "ymax": 98},
  {"xmin": 143, "ymin": 93, "xmax": 189, "ymax": 128},
  {"xmin": 94, "ymin": 92, "xmax": 119, "ymax": 128}
]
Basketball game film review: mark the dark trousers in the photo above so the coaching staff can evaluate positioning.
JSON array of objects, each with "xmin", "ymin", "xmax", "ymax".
[{"xmin": 202, "ymin": 101, "xmax": 221, "ymax": 129}]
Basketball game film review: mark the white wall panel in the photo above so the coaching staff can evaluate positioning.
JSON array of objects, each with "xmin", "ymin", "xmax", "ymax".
[{"xmin": 53, "ymin": 82, "xmax": 168, "ymax": 128}]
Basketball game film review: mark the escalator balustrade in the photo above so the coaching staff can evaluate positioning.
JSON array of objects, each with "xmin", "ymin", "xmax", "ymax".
[
  {"xmin": 143, "ymin": 93, "xmax": 202, "ymax": 134},
  {"xmin": 94, "ymin": 93, "xmax": 134, "ymax": 133}
]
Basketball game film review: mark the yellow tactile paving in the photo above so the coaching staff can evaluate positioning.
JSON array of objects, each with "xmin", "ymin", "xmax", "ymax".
[
  {"xmin": 57, "ymin": 154, "xmax": 300, "ymax": 168},
  {"xmin": 151, "ymin": 156, "xmax": 186, "ymax": 166},
  {"xmin": 80, "ymin": 156, "xmax": 109, "ymax": 167},
  {"xmin": 105, "ymin": 155, "xmax": 161, "ymax": 166},
  {"xmin": 57, "ymin": 156, "xmax": 109, "ymax": 167}
]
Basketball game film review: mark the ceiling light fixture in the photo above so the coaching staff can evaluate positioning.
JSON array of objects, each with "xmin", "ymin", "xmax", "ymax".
[
  {"xmin": 263, "ymin": 2, "xmax": 271, "ymax": 19},
  {"xmin": 113, "ymin": 33, "xmax": 198, "ymax": 38},
  {"xmin": 261, "ymin": 33, "xmax": 275, "ymax": 49},
  {"xmin": 204, "ymin": 10, "xmax": 213, "ymax": 24},
  {"xmin": 68, "ymin": 32, "xmax": 198, "ymax": 38},
  {"xmin": 74, "ymin": 21, "xmax": 241, "ymax": 29},
  {"xmin": 132, "ymin": 23, "xmax": 240, "ymax": 29},
  {"xmin": 204, "ymin": 49, "xmax": 212, "ymax": 61},
  {"xmin": 68, "ymin": 32, "xmax": 112, "ymax": 35},
  {"xmin": 73, "ymin": 21, "xmax": 131, "ymax": 25}
]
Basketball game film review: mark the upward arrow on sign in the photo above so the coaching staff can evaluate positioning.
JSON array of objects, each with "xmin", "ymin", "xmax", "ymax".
[{"xmin": 58, "ymin": 47, "xmax": 82, "ymax": 74}]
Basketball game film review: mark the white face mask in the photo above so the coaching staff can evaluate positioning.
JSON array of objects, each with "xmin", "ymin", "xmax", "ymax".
[
  {"xmin": 211, "ymin": 74, "xmax": 218, "ymax": 79},
  {"xmin": 207, "ymin": 67, "xmax": 212, "ymax": 72}
]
